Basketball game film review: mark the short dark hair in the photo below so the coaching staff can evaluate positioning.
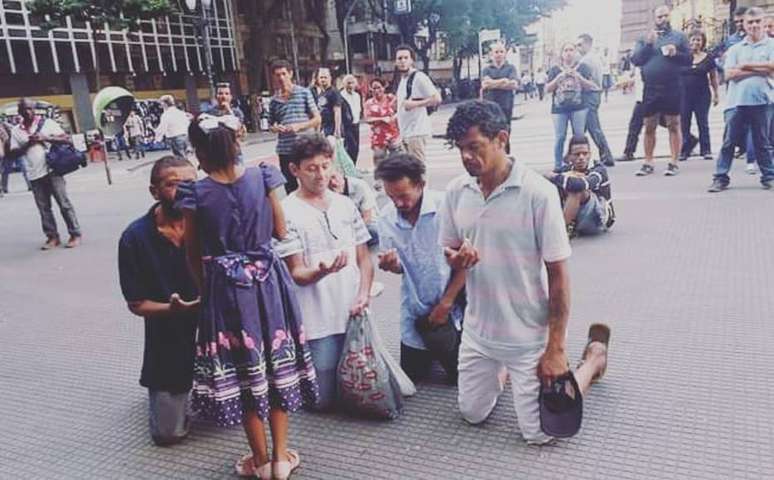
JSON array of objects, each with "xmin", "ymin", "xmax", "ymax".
[
  {"xmin": 18, "ymin": 97, "xmax": 34, "ymax": 109},
  {"xmin": 271, "ymin": 59, "xmax": 293, "ymax": 73},
  {"xmin": 150, "ymin": 155, "xmax": 193, "ymax": 185},
  {"xmin": 567, "ymin": 135, "xmax": 591, "ymax": 154},
  {"xmin": 688, "ymin": 30, "xmax": 707, "ymax": 49},
  {"xmin": 734, "ymin": 6, "xmax": 748, "ymax": 17},
  {"xmin": 445, "ymin": 100, "xmax": 508, "ymax": 146},
  {"xmin": 289, "ymin": 133, "xmax": 333, "ymax": 165},
  {"xmin": 188, "ymin": 114, "xmax": 239, "ymax": 170},
  {"xmin": 374, "ymin": 152, "xmax": 426, "ymax": 185},
  {"xmin": 578, "ymin": 33, "xmax": 593, "ymax": 45},
  {"xmin": 395, "ymin": 44, "xmax": 416, "ymax": 60},
  {"xmin": 370, "ymin": 77, "xmax": 386, "ymax": 87},
  {"xmin": 215, "ymin": 82, "xmax": 231, "ymax": 91}
]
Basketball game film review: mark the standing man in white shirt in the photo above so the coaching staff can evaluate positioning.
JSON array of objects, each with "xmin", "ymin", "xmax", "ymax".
[
  {"xmin": 8, "ymin": 98, "xmax": 82, "ymax": 249},
  {"xmin": 154, "ymin": 95, "xmax": 190, "ymax": 158},
  {"xmin": 440, "ymin": 100, "xmax": 610, "ymax": 444},
  {"xmin": 340, "ymin": 74, "xmax": 362, "ymax": 165},
  {"xmin": 394, "ymin": 45, "xmax": 441, "ymax": 163}
]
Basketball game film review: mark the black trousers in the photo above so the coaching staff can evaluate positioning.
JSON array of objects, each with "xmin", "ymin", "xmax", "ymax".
[
  {"xmin": 624, "ymin": 101, "xmax": 645, "ymax": 156},
  {"xmin": 680, "ymin": 88, "xmax": 712, "ymax": 156},
  {"xmin": 344, "ymin": 123, "xmax": 360, "ymax": 165},
  {"xmin": 400, "ymin": 337, "xmax": 460, "ymax": 385}
]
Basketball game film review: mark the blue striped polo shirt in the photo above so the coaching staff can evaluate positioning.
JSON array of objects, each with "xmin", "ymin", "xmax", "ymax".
[{"xmin": 269, "ymin": 85, "xmax": 319, "ymax": 155}]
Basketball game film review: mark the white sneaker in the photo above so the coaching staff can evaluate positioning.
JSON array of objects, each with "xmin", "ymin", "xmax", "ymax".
[
  {"xmin": 746, "ymin": 163, "xmax": 758, "ymax": 175},
  {"xmin": 370, "ymin": 281, "xmax": 385, "ymax": 298}
]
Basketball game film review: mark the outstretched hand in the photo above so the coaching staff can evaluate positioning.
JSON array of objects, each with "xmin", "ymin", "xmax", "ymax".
[
  {"xmin": 318, "ymin": 251, "xmax": 349, "ymax": 278},
  {"xmin": 169, "ymin": 293, "xmax": 200, "ymax": 312}
]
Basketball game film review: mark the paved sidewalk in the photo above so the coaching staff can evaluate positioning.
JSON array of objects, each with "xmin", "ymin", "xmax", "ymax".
[{"xmin": 1, "ymin": 92, "xmax": 773, "ymax": 479}]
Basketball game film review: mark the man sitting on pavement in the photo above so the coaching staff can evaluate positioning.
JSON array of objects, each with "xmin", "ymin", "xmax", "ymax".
[
  {"xmin": 440, "ymin": 100, "xmax": 610, "ymax": 444},
  {"xmin": 547, "ymin": 135, "xmax": 615, "ymax": 239},
  {"xmin": 118, "ymin": 156, "xmax": 200, "ymax": 446},
  {"xmin": 374, "ymin": 153, "xmax": 466, "ymax": 384}
]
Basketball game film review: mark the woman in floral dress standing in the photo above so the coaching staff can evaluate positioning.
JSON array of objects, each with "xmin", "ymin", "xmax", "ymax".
[{"xmin": 176, "ymin": 114, "xmax": 318, "ymax": 480}]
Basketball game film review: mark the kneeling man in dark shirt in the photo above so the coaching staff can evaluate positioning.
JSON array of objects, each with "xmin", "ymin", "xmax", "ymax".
[{"xmin": 118, "ymin": 156, "xmax": 200, "ymax": 446}]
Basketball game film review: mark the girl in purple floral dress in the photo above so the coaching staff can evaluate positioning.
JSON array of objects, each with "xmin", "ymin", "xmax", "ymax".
[{"xmin": 177, "ymin": 114, "xmax": 318, "ymax": 480}]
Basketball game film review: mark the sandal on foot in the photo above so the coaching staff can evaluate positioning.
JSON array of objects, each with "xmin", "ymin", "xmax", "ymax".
[
  {"xmin": 235, "ymin": 453, "xmax": 272, "ymax": 480},
  {"xmin": 272, "ymin": 449, "xmax": 300, "ymax": 480},
  {"xmin": 579, "ymin": 323, "xmax": 611, "ymax": 382}
]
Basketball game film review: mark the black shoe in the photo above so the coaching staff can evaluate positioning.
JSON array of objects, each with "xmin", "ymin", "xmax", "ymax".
[
  {"xmin": 707, "ymin": 179, "xmax": 728, "ymax": 192},
  {"xmin": 635, "ymin": 164, "xmax": 655, "ymax": 176},
  {"xmin": 678, "ymin": 154, "xmax": 688, "ymax": 162},
  {"xmin": 762, "ymin": 180, "xmax": 773, "ymax": 190},
  {"xmin": 617, "ymin": 153, "xmax": 635, "ymax": 162},
  {"xmin": 602, "ymin": 157, "xmax": 615, "ymax": 167},
  {"xmin": 664, "ymin": 163, "xmax": 679, "ymax": 176},
  {"xmin": 702, "ymin": 153, "xmax": 714, "ymax": 160},
  {"xmin": 684, "ymin": 135, "xmax": 698, "ymax": 158}
]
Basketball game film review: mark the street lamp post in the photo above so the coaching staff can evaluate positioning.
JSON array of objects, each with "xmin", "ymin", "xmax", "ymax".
[{"xmin": 185, "ymin": 0, "xmax": 216, "ymax": 100}]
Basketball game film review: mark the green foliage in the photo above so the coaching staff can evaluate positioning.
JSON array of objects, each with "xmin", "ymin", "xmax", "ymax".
[
  {"xmin": 28, "ymin": 0, "xmax": 177, "ymax": 31},
  {"xmin": 398, "ymin": 0, "xmax": 566, "ymax": 57}
]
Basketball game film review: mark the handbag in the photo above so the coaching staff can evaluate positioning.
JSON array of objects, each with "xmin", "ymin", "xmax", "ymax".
[
  {"xmin": 46, "ymin": 143, "xmax": 87, "ymax": 176},
  {"xmin": 34, "ymin": 120, "xmax": 86, "ymax": 176}
]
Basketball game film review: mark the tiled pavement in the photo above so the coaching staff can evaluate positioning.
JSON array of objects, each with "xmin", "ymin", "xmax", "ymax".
[{"xmin": 1, "ymin": 92, "xmax": 773, "ymax": 479}]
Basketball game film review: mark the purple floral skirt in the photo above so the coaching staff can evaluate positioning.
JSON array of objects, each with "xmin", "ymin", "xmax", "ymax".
[{"xmin": 193, "ymin": 251, "xmax": 319, "ymax": 427}]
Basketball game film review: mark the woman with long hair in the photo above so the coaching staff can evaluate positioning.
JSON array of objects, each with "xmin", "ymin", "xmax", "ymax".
[{"xmin": 545, "ymin": 42, "xmax": 599, "ymax": 171}]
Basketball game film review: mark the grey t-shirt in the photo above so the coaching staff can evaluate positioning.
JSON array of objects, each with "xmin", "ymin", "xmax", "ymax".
[{"xmin": 344, "ymin": 176, "xmax": 377, "ymax": 223}]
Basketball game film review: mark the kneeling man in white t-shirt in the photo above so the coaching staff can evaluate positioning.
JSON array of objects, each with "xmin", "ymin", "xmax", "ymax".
[{"xmin": 439, "ymin": 100, "xmax": 610, "ymax": 444}]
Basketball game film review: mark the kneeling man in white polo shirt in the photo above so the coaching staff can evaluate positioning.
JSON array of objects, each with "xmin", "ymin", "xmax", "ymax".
[{"xmin": 439, "ymin": 100, "xmax": 609, "ymax": 444}]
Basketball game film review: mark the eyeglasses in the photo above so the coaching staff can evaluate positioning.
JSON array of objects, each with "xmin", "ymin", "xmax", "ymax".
[
  {"xmin": 322, "ymin": 211, "xmax": 338, "ymax": 240},
  {"xmin": 196, "ymin": 113, "xmax": 241, "ymax": 132}
]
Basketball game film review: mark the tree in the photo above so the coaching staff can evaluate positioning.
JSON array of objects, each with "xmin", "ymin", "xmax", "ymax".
[
  {"xmin": 389, "ymin": 0, "xmax": 567, "ymax": 76},
  {"xmin": 28, "ymin": 0, "xmax": 176, "ymax": 31},
  {"xmin": 28, "ymin": 0, "xmax": 177, "ymax": 88}
]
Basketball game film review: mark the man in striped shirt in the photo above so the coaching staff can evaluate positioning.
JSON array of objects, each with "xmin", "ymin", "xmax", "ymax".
[
  {"xmin": 547, "ymin": 135, "xmax": 615, "ymax": 239},
  {"xmin": 269, "ymin": 60, "xmax": 321, "ymax": 193}
]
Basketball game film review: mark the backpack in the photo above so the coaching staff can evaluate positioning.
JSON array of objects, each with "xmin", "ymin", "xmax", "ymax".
[{"xmin": 405, "ymin": 71, "xmax": 438, "ymax": 115}]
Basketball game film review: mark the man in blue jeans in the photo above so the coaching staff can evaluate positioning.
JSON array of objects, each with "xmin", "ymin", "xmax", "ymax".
[
  {"xmin": 577, "ymin": 34, "xmax": 615, "ymax": 167},
  {"xmin": 708, "ymin": 7, "xmax": 774, "ymax": 192}
]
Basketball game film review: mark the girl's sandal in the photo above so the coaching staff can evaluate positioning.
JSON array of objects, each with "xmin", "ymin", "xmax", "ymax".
[
  {"xmin": 272, "ymin": 449, "xmax": 300, "ymax": 480},
  {"xmin": 235, "ymin": 453, "xmax": 272, "ymax": 480}
]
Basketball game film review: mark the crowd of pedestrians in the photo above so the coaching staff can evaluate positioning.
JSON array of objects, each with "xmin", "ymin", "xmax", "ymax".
[{"xmin": 6, "ymin": 6, "xmax": 770, "ymax": 477}]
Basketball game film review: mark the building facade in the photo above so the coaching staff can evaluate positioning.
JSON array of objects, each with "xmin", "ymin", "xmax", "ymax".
[{"xmin": 0, "ymin": 0, "xmax": 241, "ymax": 132}]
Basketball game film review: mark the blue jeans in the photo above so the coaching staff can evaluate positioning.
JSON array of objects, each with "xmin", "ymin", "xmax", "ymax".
[
  {"xmin": 714, "ymin": 105, "xmax": 774, "ymax": 184},
  {"xmin": 552, "ymin": 109, "xmax": 588, "ymax": 170},
  {"xmin": 745, "ymin": 105, "xmax": 774, "ymax": 165},
  {"xmin": 307, "ymin": 333, "xmax": 345, "ymax": 411},
  {"xmin": 166, "ymin": 135, "xmax": 189, "ymax": 158},
  {"xmin": 1, "ymin": 156, "xmax": 31, "ymax": 192},
  {"xmin": 584, "ymin": 92, "xmax": 613, "ymax": 163}
]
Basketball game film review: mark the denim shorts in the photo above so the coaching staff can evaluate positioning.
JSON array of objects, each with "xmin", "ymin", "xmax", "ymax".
[{"xmin": 576, "ymin": 194, "xmax": 607, "ymax": 235}]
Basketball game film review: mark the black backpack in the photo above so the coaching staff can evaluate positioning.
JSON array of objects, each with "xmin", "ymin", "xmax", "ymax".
[{"xmin": 406, "ymin": 71, "xmax": 438, "ymax": 115}]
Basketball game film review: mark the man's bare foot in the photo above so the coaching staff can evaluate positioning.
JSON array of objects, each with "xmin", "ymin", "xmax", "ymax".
[
  {"xmin": 41, "ymin": 237, "xmax": 60, "ymax": 250},
  {"xmin": 65, "ymin": 236, "xmax": 81, "ymax": 248}
]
